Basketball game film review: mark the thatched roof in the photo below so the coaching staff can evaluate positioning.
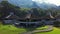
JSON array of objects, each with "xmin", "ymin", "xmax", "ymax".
[
  {"xmin": 3, "ymin": 10, "xmax": 55, "ymax": 20},
  {"xmin": 55, "ymin": 14, "xmax": 60, "ymax": 19}
]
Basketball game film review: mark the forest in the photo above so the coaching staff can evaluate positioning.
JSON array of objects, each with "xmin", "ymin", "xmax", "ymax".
[
  {"xmin": 0, "ymin": 1, "xmax": 60, "ymax": 19},
  {"xmin": 0, "ymin": 1, "xmax": 60, "ymax": 34}
]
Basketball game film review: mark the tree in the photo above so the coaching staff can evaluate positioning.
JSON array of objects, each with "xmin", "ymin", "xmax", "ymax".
[
  {"xmin": 31, "ymin": 8, "xmax": 40, "ymax": 16},
  {"xmin": 0, "ymin": 1, "xmax": 20, "ymax": 18},
  {"xmin": 54, "ymin": 21, "xmax": 60, "ymax": 27}
]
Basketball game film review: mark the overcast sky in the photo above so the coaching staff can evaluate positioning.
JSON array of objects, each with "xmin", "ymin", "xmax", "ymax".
[
  {"xmin": 1, "ymin": 0, "xmax": 60, "ymax": 6},
  {"xmin": 32, "ymin": 0, "xmax": 60, "ymax": 6}
]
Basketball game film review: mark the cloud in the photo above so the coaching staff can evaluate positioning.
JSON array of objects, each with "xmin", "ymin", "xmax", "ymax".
[{"xmin": 32, "ymin": 0, "xmax": 60, "ymax": 6}]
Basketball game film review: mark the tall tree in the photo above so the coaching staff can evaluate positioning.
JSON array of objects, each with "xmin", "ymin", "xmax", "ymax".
[{"xmin": 0, "ymin": 1, "xmax": 20, "ymax": 18}]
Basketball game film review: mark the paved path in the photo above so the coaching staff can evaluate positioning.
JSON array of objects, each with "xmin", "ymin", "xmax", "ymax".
[{"xmin": 21, "ymin": 25, "xmax": 53, "ymax": 34}]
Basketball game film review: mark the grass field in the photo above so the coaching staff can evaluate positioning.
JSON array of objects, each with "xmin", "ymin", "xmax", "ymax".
[
  {"xmin": 0, "ymin": 21, "xmax": 60, "ymax": 34},
  {"xmin": 34, "ymin": 27, "xmax": 60, "ymax": 34},
  {"xmin": 0, "ymin": 25, "xmax": 26, "ymax": 34},
  {"xmin": 0, "ymin": 25, "xmax": 60, "ymax": 34},
  {"xmin": 0, "ymin": 24, "xmax": 49, "ymax": 34},
  {"xmin": 36, "ymin": 26, "xmax": 49, "ymax": 30}
]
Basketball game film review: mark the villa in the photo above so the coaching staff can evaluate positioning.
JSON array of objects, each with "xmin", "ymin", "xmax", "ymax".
[
  {"xmin": 0, "ymin": 0, "xmax": 56, "ymax": 27},
  {"xmin": 0, "ymin": 9, "xmax": 56, "ymax": 28}
]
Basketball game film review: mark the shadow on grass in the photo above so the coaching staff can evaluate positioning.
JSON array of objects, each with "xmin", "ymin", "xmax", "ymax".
[
  {"xmin": 24, "ymin": 27, "xmax": 36, "ymax": 32},
  {"xmin": 18, "ymin": 26, "xmax": 45, "ymax": 32}
]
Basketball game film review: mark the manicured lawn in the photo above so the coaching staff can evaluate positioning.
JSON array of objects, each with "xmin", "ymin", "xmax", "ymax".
[
  {"xmin": 0, "ymin": 21, "xmax": 60, "ymax": 34},
  {"xmin": 36, "ymin": 26, "xmax": 49, "ymax": 30},
  {"xmin": 0, "ymin": 25, "xmax": 26, "ymax": 34},
  {"xmin": 34, "ymin": 27, "xmax": 60, "ymax": 34},
  {"xmin": 0, "ymin": 24, "xmax": 49, "ymax": 34},
  {"xmin": 0, "ymin": 21, "xmax": 46, "ymax": 34},
  {"xmin": 0, "ymin": 25, "xmax": 60, "ymax": 34}
]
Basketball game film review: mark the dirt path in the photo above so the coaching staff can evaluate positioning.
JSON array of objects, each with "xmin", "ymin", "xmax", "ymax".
[{"xmin": 21, "ymin": 25, "xmax": 53, "ymax": 34}]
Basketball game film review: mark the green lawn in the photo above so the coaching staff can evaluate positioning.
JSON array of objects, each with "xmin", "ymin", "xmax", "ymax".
[
  {"xmin": 36, "ymin": 26, "xmax": 49, "ymax": 30},
  {"xmin": 0, "ymin": 25, "xmax": 60, "ymax": 34},
  {"xmin": 0, "ymin": 25, "xmax": 59, "ymax": 34},
  {"xmin": 0, "ymin": 21, "xmax": 60, "ymax": 34},
  {"xmin": 0, "ymin": 24, "xmax": 49, "ymax": 34},
  {"xmin": 34, "ymin": 27, "xmax": 60, "ymax": 34},
  {"xmin": 0, "ymin": 25, "xmax": 26, "ymax": 34}
]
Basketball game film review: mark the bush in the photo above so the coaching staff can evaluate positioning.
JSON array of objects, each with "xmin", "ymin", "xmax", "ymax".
[{"xmin": 54, "ymin": 21, "xmax": 60, "ymax": 27}]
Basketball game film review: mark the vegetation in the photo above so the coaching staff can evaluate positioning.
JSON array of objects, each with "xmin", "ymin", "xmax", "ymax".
[
  {"xmin": 0, "ymin": 22, "xmax": 26, "ymax": 34},
  {"xmin": 0, "ymin": 1, "xmax": 60, "ymax": 18},
  {"xmin": 36, "ymin": 26, "xmax": 49, "ymax": 30},
  {"xmin": 54, "ymin": 21, "xmax": 60, "ymax": 27},
  {"xmin": 0, "ymin": 24, "xmax": 60, "ymax": 34},
  {"xmin": 34, "ymin": 27, "xmax": 60, "ymax": 34},
  {"xmin": 0, "ymin": 1, "xmax": 17, "ymax": 18},
  {"xmin": 0, "ymin": 21, "xmax": 48, "ymax": 34},
  {"xmin": 0, "ymin": 1, "xmax": 60, "ymax": 34}
]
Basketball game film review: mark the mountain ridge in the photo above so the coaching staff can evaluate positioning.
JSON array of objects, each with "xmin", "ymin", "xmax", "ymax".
[{"xmin": 0, "ymin": 0, "xmax": 59, "ymax": 9}]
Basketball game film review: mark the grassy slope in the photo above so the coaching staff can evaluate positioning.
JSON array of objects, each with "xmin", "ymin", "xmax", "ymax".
[
  {"xmin": 0, "ymin": 24, "xmax": 50, "ymax": 34},
  {"xmin": 0, "ymin": 25, "xmax": 60, "ymax": 34},
  {"xmin": 0, "ymin": 21, "xmax": 60, "ymax": 34},
  {"xmin": 0, "ymin": 25, "xmax": 26, "ymax": 34},
  {"xmin": 36, "ymin": 26, "xmax": 49, "ymax": 30},
  {"xmin": 34, "ymin": 27, "xmax": 60, "ymax": 34}
]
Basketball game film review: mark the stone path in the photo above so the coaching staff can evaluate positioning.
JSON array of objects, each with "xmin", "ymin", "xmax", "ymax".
[{"xmin": 21, "ymin": 25, "xmax": 53, "ymax": 34}]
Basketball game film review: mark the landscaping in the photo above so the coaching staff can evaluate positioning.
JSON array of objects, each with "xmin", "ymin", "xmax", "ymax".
[
  {"xmin": 0, "ymin": 24, "xmax": 26, "ymax": 34},
  {"xmin": 34, "ymin": 27, "xmax": 60, "ymax": 34},
  {"xmin": 0, "ymin": 22, "xmax": 51, "ymax": 34},
  {"xmin": 0, "ymin": 0, "xmax": 60, "ymax": 34},
  {"xmin": 0, "ymin": 21, "xmax": 60, "ymax": 34},
  {"xmin": 0, "ymin": 23, "xmax": 58, "ymax": 34},
  {"xmin": 36, "ymin": 26, "xmax": 49, "ymax": 30}
]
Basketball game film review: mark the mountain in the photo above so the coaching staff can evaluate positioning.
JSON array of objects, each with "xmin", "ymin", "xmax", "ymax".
[
  {"xmin": 36, "ymin": 2, "xmax": 57, "ymax": 9},
  {"xmin": 57, "ymin": 6, "xmax": 60, "ymax": 9},
  {"xmin": 8, "ymin": 0, "xmax": 33, "ymax": 8},
  {"xmin": 1, "ymin": 0, "xmax": 58, "ymax": 9},
  {"xmin": 0, "ymin": 0, "xmax": 2, "ymax": 2}
]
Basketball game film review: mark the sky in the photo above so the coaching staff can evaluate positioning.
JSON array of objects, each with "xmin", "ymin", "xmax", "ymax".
[
  {"xmin": 1, "ymin": 0, "xmax": 60, "ymax": 6},
  {"xmin": 32, "ymin": 0, "xmax": 60, "ymax": 6}
]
